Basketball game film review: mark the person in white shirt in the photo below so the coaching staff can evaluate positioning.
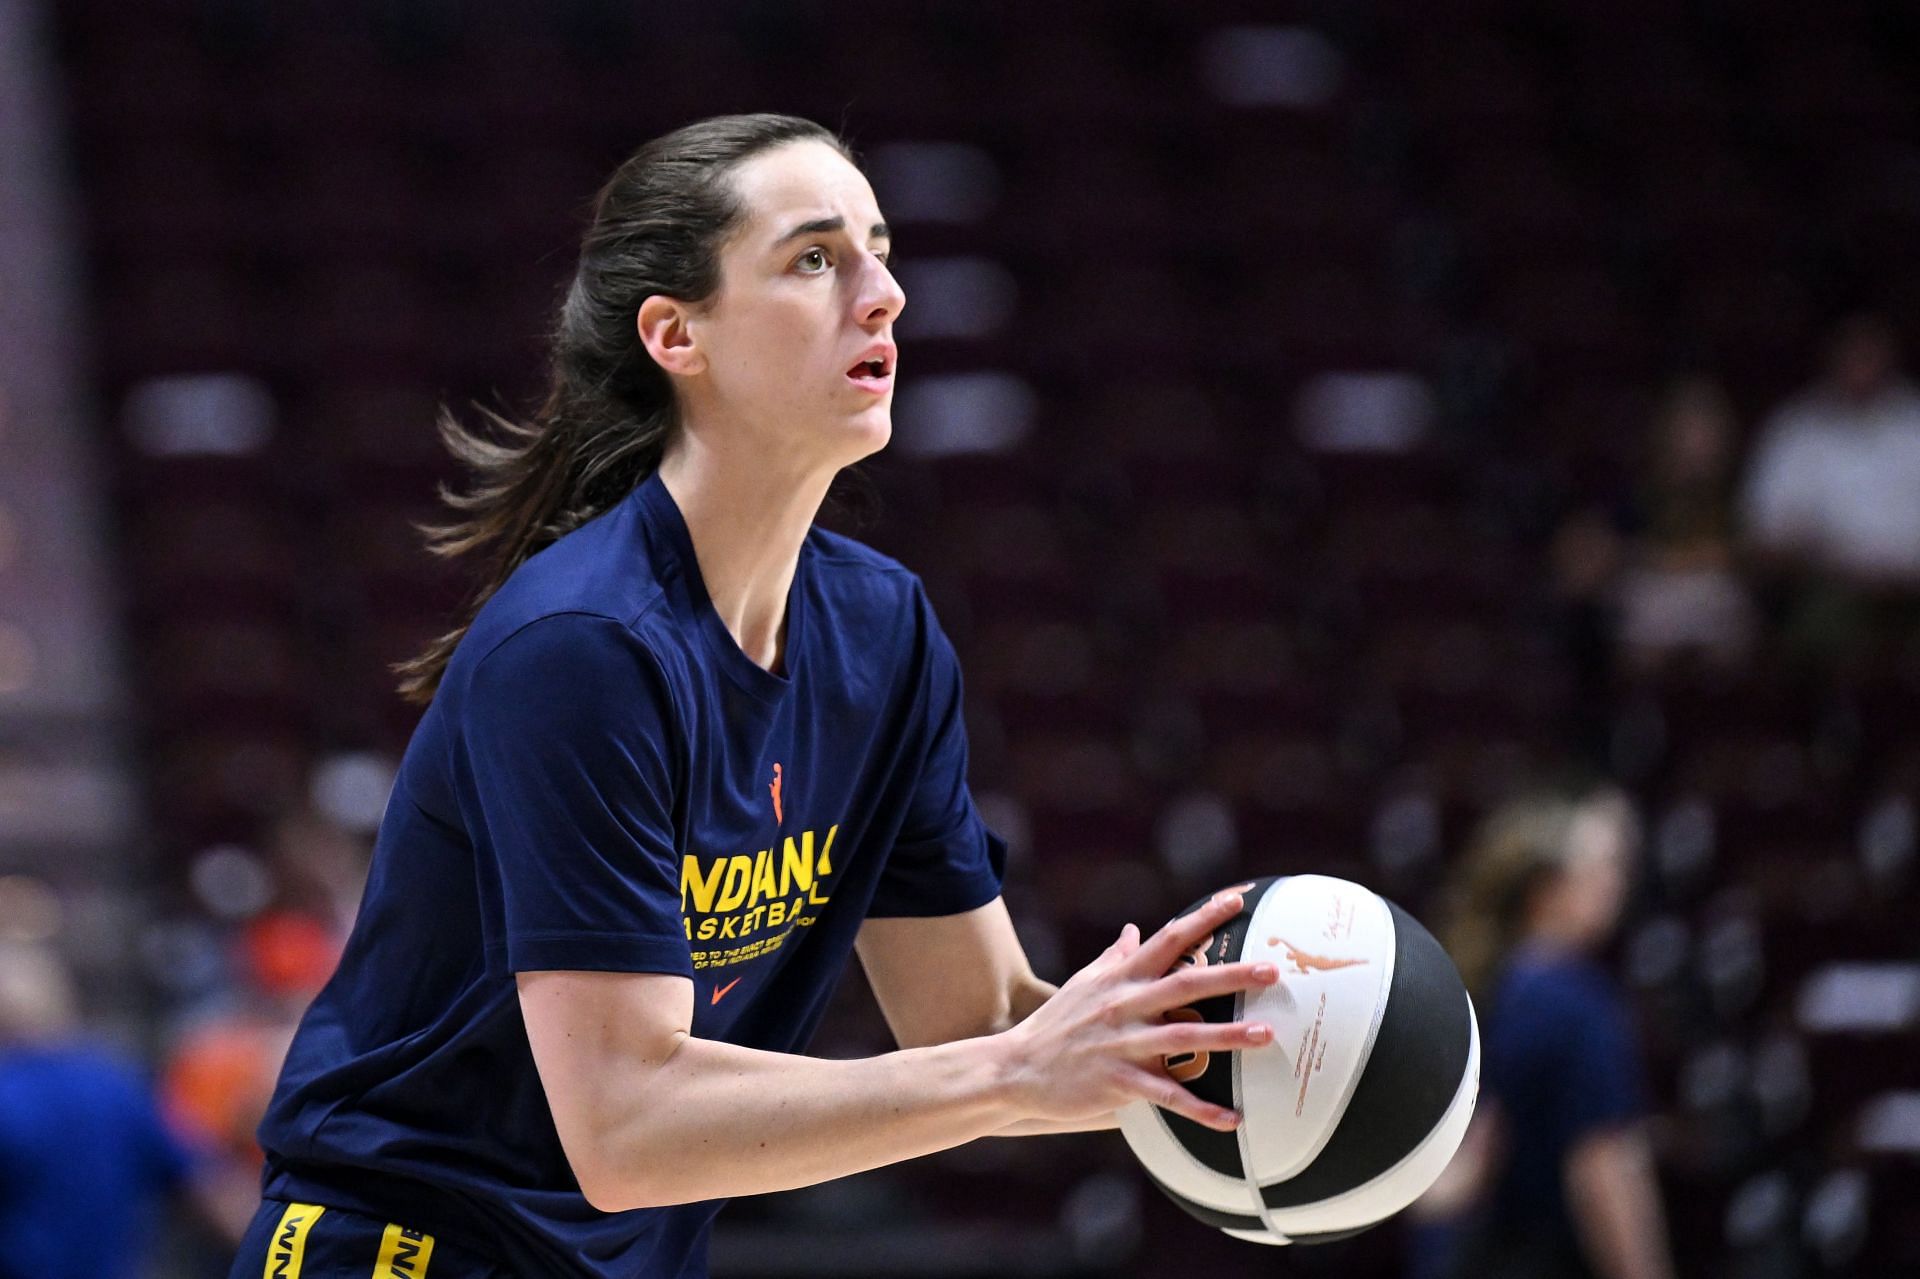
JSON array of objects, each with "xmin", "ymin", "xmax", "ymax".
[{"xmin": 1742, "ymin": 314, "xmax": 1920, "ymax": 587}]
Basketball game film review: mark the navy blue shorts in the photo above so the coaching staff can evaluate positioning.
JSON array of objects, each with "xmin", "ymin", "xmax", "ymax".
[{"xmin": 230, "ymin": 1199, "xmax": 511, "ymax": 1279}]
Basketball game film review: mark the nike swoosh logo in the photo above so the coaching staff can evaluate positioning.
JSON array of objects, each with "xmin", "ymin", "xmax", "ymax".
[{"xmin": 710, "ymin": 977, "xmax": 743, "ymax": 1006}]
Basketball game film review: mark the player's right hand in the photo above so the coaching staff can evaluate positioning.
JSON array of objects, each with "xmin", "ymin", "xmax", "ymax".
[{"xmin": 991, "ymin": 891, "xmax": 1279, "ymax": 1132}]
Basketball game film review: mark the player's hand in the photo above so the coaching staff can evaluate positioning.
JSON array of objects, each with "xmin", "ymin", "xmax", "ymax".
[{"xmin": 991, "ymin": 891, "xmax": 1279, "ymax": 1132}]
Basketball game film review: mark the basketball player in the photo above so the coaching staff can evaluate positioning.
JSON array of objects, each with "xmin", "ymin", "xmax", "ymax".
[
  {"xmin": 1414, "ymin": 790, "xmax": 1675, "ymax": 1279},
  {"xmin": 228, "ymin": 114, "xmax": 1282, "ymax": 1278}
]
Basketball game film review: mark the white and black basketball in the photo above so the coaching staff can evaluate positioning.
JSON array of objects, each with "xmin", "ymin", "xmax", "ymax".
[{"xmin": 1120, "ymin": 874, "xmax": 1479, "ymax": 1246}]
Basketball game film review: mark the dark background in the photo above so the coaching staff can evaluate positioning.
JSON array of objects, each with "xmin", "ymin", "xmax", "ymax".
[{"xmin": 9, "ymin": 0, "xmax": 1920, "ymax": 1274}]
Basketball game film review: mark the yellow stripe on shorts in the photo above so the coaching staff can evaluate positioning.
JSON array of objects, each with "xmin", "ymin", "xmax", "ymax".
[
  {"xmin": 263, "ymin": 1202, "xmax": 326, "ymax": 1279},
  {"xmin": 373, "ymin": 1221, "xmax": 436, "ymax": 1278}
]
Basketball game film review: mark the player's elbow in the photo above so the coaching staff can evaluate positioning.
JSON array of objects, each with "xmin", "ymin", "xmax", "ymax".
[
  {"xmin": 575, "ymin": 1167, "xmax": 634, "ymax": 1215},
  {"xmin": 540, "ymin": 1086, "xmax": 648, "ymax": 1212},
  {"xmin": 560, "ymin": 1104, "xmax": 713, "ymax": 1213},
  {"xmin": 556, "ymin": 1114, "xmax": 686, "ymax": 1213},
  {"xmin": 578, "ymin": 1176, "xmax": 666, "ymax": 1215},
  {"xmin": 577, "ymin": 1164, "xmax": 708, "ymax": 1213},
  {"xmin": 518, "ymin": 969, "xmax": 704, "ymax": 1212},
  {"xmin": 567, "ymin": 1140, "xmax": 672, "ymax": 1213},
  {"xmin": 552, "ymin": 1122, "xmax": 631, "ymax": 1213}
]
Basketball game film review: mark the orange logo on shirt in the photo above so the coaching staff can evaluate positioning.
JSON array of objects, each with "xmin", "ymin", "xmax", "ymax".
[
  {"xmin": 1272, "ymin": 938, "xmax": 1370, "ymax": 975},
  {"xmin": 711, "ymin": 976, "xmax": 743, "ymax": 1005},
  {"xmin": 770, "ymin": 763, "xmax": 784, "ymax": 826}
]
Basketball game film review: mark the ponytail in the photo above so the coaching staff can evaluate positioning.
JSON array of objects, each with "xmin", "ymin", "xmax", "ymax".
[
  {"xmin": 393, "ymin": 113, "xmax": 853, "ymax": 705},
  {"xmin": 1439, "ymin": 798, "xmax": 1580, "ymax": 1005}
]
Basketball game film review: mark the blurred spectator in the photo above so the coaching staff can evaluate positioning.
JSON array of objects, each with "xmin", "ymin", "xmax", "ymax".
[
  {"xmin": 1549, "ymin": 502, "xmax": 1627, "ymax": 763},
  {"xmin": 160, "ymin": 907, "xmax": 340, "ymax": 1250},
  {"xmin": 1742, "ymin": 314, "xmax": 1920, "ymax": 587},
  {"xmin": 265, "ymin": 805, "xmax": 373, "ymax": 939},
  {"xmin": 1554, "ymin": 379, "xmax": 1757, "ymax": 677},
  {"xmin": 0, "ymin": 940, "xmax": 243, "ymax": 1277},
  {"xmin": 1549, "ymin": 379, "xmax": 1757, "ymax": 763},
  {"xmin": 1410, "ymin": 789, "xmax": 1675, "ymax": 1279},
  {"xmin": 158, "ymin": 806, "xmax": 363, "ymax": 1260},
  {"xmin": 1739, "ymin": 315, "xmax": 1920, "ymax": 677},
  {"xmin": 1613, "ymin": 379, "xmax": 1758, "ymax": 671}
]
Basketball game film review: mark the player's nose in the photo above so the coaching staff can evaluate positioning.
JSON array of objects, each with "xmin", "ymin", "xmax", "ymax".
[{"xmin": 856, "ymin": 253, "xmax": 905, "ymax": 327}]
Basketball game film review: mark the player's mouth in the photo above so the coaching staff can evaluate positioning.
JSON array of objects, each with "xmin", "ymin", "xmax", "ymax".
[{"xmin": 846, "ymin": 345, "xmax": 895, "ymax": 394}]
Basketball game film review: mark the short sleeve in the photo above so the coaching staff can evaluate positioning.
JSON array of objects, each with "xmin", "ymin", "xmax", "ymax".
[
  {"xmin": 463, "ymin": 613, "xmax": 692, "ymax": 977},
  {"xmin": 1555, "ymin": 977, "xmax": 1646, "ymax": 1138},
  {"xmin": 867, "ymin": 591, "xmax": 1007, "ymax": 918}
]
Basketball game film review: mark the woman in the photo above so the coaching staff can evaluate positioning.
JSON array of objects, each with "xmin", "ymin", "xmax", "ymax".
[
  {"xmin": 1411, "ymin": 789, "xmax": 1676, "ymax": 1279},
  {"xmin": 228, "ymin": 114, "xmax": 1279, "ymax": 1278},
  {"xmin": 1614, "ymin": 378, "xmax": 1757, "ymax": 670}
]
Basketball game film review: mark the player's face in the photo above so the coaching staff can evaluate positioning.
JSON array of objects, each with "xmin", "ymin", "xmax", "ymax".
[
  {"xmin": 1560, "ymin": 799, "xmax": 1634, "ymax": 945},
  {"xmin": 689, "ymin": 140, "xmax": 904, "ymax": 469}
]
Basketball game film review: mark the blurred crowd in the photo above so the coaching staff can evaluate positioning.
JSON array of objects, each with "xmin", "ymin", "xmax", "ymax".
[
  {"xmin": 9, "ymin": 1, "xmax": 1920, "ymax": 1276},
  {"xmin": 10, "ymin": 314, "xmax": 1912, "ymax": 1277},
  {"xmin": 1554, "ymin": 312, "xmax": 1920, "ymax": 692},
  {"xmin": 1, "ymin": 787, "xmax": 375, "ymax": 1275}
]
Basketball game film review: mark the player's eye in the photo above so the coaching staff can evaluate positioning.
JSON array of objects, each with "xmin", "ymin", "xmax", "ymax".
[{"xmin": 796, "ymin": 248, "xmax": 828, "ymax": 273}]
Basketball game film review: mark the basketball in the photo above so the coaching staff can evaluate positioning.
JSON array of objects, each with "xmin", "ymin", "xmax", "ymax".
[{"xmin": 1119, "ymin": 874, "xmax": 1480, "ymax": 1245}]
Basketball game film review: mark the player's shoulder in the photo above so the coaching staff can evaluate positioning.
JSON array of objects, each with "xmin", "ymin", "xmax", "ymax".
[
  {"xmin": 804, "ymin": 525, "xmax": 931, "ymax": 616},
  {"xmin": 465, "ymin": 577, "xmax": 666, "ymax": 670},
  {"xmin": 450, "ymin": 508, "xmax": 678, "ymax": 689},
  {"xmin": 806, "ymin": 524, "xmax": 916, "ymax": 580},
  {"xmin": 1497, "ymin": 951, "xmax": 1621, "ymax": 1028}
]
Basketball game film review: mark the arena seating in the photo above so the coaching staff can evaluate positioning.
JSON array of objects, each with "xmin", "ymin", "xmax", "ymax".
[{"xmin": 54, "ymin": 0, "xmax": 1920, "ymax": 1272}]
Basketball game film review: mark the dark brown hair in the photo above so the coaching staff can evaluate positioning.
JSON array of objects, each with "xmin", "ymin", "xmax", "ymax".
[{"xmin": 395, "ymin": 113, "xmax": 854, "ymax": 705}]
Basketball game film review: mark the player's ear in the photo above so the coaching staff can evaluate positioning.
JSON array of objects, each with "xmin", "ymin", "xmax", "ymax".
[{"xmin": 638, "ymin": 295, "xmax": 706, "ymax": 377}]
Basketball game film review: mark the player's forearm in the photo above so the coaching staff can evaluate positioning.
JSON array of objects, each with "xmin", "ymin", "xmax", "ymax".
[
  {"xmin": 989, "ymin": 980, "xmax": 1103, "ymax": 1133},
  {"xmin": 1566, "ymin": 1129, "xmax": 1676, "ymax": 1279},
  {"xmin": 582, "ymin": 1032, "xmax": 1021, "ymax": 1210},
  {"xmin": 990, "ymin": 1112, "xmax": 1121, "ymax": 1136}
]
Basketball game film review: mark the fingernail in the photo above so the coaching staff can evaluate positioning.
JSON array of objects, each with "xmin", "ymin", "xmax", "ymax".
[
  {"xmin": 1223, "ymin": 1111, "xmax": 1242, "ymax": 1129},
  {"xmin": 1253, "ymin": 963, "xmax": 1277, "ymax": 982},
  {"xmin": 1247, "ymin": 1023, "xmax": 1273, "ymax": 1043}
]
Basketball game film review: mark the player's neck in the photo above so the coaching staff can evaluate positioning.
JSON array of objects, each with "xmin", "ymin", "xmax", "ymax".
[
  {"xmin": 1519, "ymin": 911, "xmax": 1594, "ymax": 955},
  {"xmin": 656, "ymin": 440, "xmax": 832, "ymax": 674}
]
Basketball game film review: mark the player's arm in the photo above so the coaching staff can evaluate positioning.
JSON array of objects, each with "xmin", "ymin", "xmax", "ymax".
[
  {"xmin": 1409, "ymin": 1105, "xmax": 1502, "ymax": 1221},
  {"xmin": 856, "ymin": 898, "xmax": 1113, "ymax": 1136},
  {"xmin": 520, "ymin": 892, "xmax": 1278, "ymax": 1211},
  {"xmin": 1563, "ymin": 1125, "xmax": 1677, "ymax": 1279},
  {"xmin": 857, "ymin": 898, "xmax": 1054, "ymax": 1045}
]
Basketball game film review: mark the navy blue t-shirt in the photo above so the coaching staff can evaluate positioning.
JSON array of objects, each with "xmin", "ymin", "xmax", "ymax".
[
  {"xmin": 257, "ymin": 472, "xmax": 1006, "ymax": 1277},
  {"xmin": 1481, "ymin": 947, "xmax": 1646, "ymax": 1248},
  {"xmin": 0, "ymin": 1040, "xmax": 198, "ymax": 1279}
]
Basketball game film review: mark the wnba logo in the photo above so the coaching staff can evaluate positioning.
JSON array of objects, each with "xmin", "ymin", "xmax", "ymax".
[
  {"xmin": 374, "ymin": 1222, "xmax": 436, "ymax": 1277},
  {"xmin": 1271, "ymin": 938, "xmax": 1370, "ymax": 976},
  {"xmin": 267, "ymin": 1203, "xmax": 324, "ymax": 1277}
]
